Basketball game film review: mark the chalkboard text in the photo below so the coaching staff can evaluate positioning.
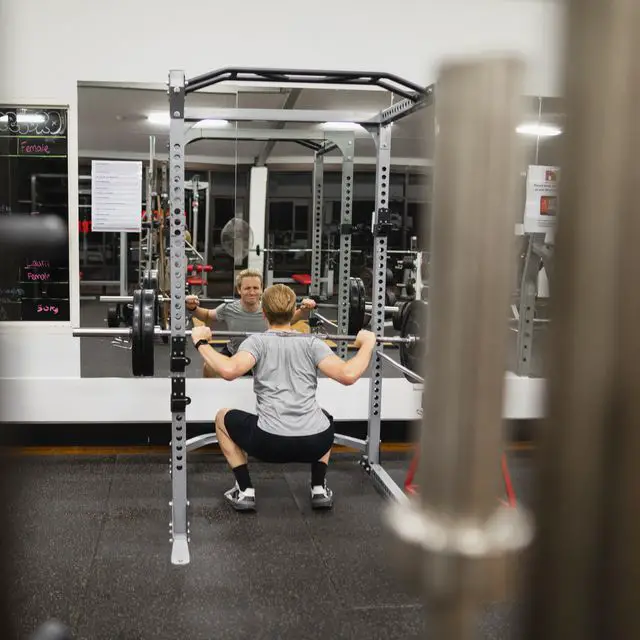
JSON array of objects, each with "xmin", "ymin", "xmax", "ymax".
[{"xmin": 36, "ymin": 304, "xmax": 59, "ymax": 315}]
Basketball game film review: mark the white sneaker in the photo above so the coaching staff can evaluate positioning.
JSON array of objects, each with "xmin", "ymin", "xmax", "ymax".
[
  {"xmin": 310, "ymin": 484, "xmax": 334, "ymax": 510},
  {"xmin": 224, "ymin": 483, "xmax": 256, "ymax": 512}
]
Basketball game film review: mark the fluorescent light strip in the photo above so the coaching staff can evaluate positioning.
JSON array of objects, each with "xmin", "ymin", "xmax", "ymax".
[
  {"xmin": 320, "ymin": 121, "xmax": 364, "ymax": 131},
  {"xmin": 0, "ymin": 114, "xmax": 46, "ymax": 124},
  {"xmin": 516, "ymin": 123, "xmax": 562, "ymax": 137}
]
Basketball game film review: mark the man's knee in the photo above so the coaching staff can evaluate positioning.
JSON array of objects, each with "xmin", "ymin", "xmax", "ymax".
[{"xmin": 215, "ymin": 408, "xmax": 231, "ymax": 433}]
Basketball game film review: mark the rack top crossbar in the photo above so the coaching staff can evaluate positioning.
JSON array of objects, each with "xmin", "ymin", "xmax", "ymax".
[{"xmin": 184, "ymin": 67, "xmax": 427, "ymax": 102}]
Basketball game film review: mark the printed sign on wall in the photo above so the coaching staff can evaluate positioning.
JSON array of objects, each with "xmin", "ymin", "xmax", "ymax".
[
  {"xmin": 91, "ymin": 160, "xmax": 143, "ymax": 233},
  {"xmin": 524, "ymin": 165, "xmax": 559, "ymax": 234}
]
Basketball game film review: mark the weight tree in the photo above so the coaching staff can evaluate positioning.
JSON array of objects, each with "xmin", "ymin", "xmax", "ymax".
[{"xmin": 166, "ymin": 67, "xmax": 431, "ymax": 565}]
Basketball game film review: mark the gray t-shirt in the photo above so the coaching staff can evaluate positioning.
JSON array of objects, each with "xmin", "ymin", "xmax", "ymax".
[
  {"xmin": 215, "ymin": 300, "xmax": 268, "ymax": 354},
  {"xmin": 238, "ymin": 331, "xmax": 334, "ymax": 437}
]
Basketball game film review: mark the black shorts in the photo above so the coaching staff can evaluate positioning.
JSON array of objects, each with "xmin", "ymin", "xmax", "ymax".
[{"xmin": 223, "ymin": 409, "xmax": 334, "ymax": 463}]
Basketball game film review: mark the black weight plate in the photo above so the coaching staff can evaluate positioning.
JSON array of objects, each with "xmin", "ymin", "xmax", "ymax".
[
  {"xmin": 399, "ymin": 299, "xmax": 428, "ymax": 381},
  {"xmin": 392, "ymin": 301, "xmax": 407, "ymax": 331},
  {"xmin": 385, "ymin": 287, "xmax": 397, "ymax": 307},
  {"xmin": 142, "ymin": 269, "xmax": 158, "ymax": 291},
  {"xmin": 139, "ymin": 289, "xmax": 156, "ymax": 376},
  {"xmin": 359, "ymin": 267, "xmax": 374, "ymax": 300},
  {"xmin": 395, "ymin": 299, "xmax": 413, "ymax": 332},
  {"xmin": 348, "ymin": 277, "xmax": 366, "ymax": 334},
  {"xmin": 131, "ymin": 289, "xmax": 144, "ymax": 376},
  {"xmin": 386, "ymin": 267, "xmax": 396, "ymax": 287}
]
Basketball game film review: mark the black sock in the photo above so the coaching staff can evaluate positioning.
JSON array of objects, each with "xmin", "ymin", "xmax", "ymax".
[
  {"xmin": 311, "ymin": 461, "xmax": 328, "ymax": 487},
  {"xmin": 232, "ymin": 464, "xmax": 253, "ymax": 491}
]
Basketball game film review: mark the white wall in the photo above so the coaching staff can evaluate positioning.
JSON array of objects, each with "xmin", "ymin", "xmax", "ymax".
[
  {"xmin": 0, "ymin": 0, "xmax": 564, "ymax": 380},
  {"xmin": 1, "ymin": 0, "xmax": 564, "ymax": 102},
  {"xmin": 0, "ymin": 375, "xmax": 545, "ymax": 422}
]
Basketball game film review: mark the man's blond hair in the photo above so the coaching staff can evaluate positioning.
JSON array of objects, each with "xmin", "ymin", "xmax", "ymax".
[
  {"xmin": 261, "ymin": 284, "xmax": 296, "ymax": 325},
  {"xmin": 235, "ymin": 268, "xmax": 263, "ymax": 291}
]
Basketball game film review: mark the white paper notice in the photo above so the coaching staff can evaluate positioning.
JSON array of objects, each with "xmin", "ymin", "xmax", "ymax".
[
  {"xmin": 523, "ymin": 165, "xmax": 560, "ymax": 234},
  {"xmin": 91, "ymin": 161, "xmax": 143, "ymax": 232}
]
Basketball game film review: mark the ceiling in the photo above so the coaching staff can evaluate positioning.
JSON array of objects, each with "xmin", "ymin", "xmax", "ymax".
[
  {"xmin": 78, "ymin": 83, "xmax": 432, "ymax": 170},
  {"xmin": 77, "ymin": 83, "xmax": 563, "ymax": 171}
]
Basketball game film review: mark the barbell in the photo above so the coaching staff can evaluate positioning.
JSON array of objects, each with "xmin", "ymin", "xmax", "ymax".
[
  {"xmin": 75, "ymin": 288, "xmax": 427, "ymax": 380},
  {"xmin": 100, "ymin": 277, "xmax": 405, "ymax": 335},
  {"xmin": 244, "ymin": 246, "xmax": 420, "ymax": 256}
]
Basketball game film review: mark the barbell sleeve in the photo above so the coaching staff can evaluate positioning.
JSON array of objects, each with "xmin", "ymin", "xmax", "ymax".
[
  {"xmin": 316, "ymin": 302, "xmax": 401, "ymax": 313},
  {"xmin": 72, "ymin": 326, "xmax": 418, "ymax": 344},
  {"xmin": 255, "ymin": 248, "xmax": 365, "ymax": 254},
  {"xmin": 75, "ymin": 327, "xmax": 131, "ymax": 337}
]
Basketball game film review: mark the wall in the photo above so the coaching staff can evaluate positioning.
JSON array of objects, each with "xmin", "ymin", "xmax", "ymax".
[
  {"xmin": 0, "ymin": 375, "xmax": 545, "ymax": 422},
  {"xmin": 1, "ymin": 0, "xmax": 564, "ymax": 101},
  {"xmin": 0, "ymin": 0, "xmax": 563, "ymax": 382}
]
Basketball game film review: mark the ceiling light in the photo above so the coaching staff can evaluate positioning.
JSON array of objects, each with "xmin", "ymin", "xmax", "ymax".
[
  {"xmin": 147, "ymin": 112, "xmax": 170, "ymax": 125},
  {"xmin": 0, "ymin": 113, "xmax": 46, "ymax": 124},
  {"xmin": 320, "ymin": 121, "xmax": 364, "ymax": 131},
  {"xmin": 193, "ymin": 119, "xmax": 229, "ymax": 128},
  {"xmin": 516, "ymin": 123, "xmax": 562, "ymax": 137}
]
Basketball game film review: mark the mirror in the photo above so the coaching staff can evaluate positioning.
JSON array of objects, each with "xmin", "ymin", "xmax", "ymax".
[
  {"xmin": 74, "ymin": 80, "xmax": 450, "ymax": 377},
  {"xmin": 0, "ymin": 107, "xmax": 70, "ymax": 323}
]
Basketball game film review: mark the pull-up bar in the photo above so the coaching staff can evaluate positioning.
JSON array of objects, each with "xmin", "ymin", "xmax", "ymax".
[{"xmin": 184, "ymin": 67, "xmax": 428, "ymax": 101}]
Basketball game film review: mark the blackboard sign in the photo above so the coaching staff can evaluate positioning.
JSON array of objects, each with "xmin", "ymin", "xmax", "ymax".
[{"xmin": 0, "ymin": 107, "xmax": 70, "ymax": 322}]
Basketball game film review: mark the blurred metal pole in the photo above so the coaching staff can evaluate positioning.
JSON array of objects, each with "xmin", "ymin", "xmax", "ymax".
[
  {"xmin": 523, "ymin": 1, "xmax": 640, "ymax": 639},
  {"xmin": 0, "ymin": 214, "xmax": 69, "ymax": 637},
  {"xmin": 385, "ymin": 57, "xmax": 532, "ymax": 639}
]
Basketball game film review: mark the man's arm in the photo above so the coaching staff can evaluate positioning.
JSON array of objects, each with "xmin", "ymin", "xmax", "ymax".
[
  {"xmin": 193, "ymin": 307, "xmax": 217, "ymax": 325},
  {"xmin": 291, "ymin": 298, "xmax": 316, "ymax": 325},
  {"xmin": 186, "ymin": 295, "xmax": 218, "ymax": 326},
  {"xmin": 317, "ymin": 331, "xmax": 376, "ymax": 385},
  {"xmin": 196, "ymin": 345, "xmax": 255, "ymax": 381}
]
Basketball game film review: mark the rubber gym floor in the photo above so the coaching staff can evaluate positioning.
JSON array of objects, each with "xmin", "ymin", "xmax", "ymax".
[{"xmin": 3, "ymin": 448, "xmax": 534, "ymax": 640}]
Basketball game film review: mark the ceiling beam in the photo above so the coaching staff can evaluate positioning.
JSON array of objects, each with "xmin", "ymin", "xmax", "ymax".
[
  {"xmin": 184, "ymin": 127, "xmax": 366, "ymax": 144},
  {"xmin": 183, "ymin": 108, "xmax": 379, "ymax": 124},
  {"xmin": 254, "ymin": 89, "xmax": 302, "ymax": 166}
]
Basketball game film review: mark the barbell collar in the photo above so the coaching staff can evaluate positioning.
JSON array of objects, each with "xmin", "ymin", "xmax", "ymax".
[{"xmin": 72, "ymin": 326, "xmax": 418, "ymax": 344}]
